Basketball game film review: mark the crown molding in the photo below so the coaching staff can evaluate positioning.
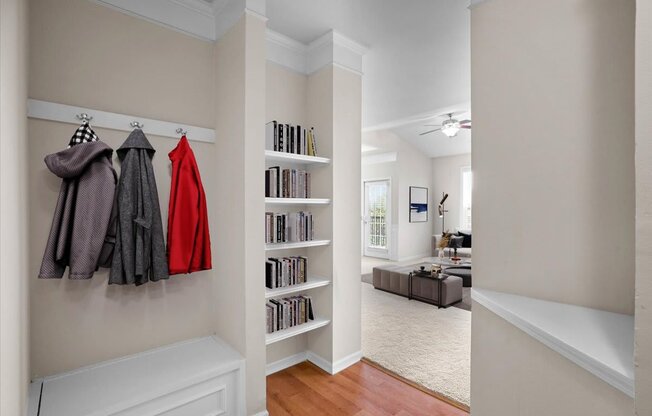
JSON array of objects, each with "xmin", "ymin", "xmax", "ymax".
[
  {"xmin": 93, "ymin": 0, "xmax": 216, "ymax": 41},
  {"xmin": 266, "ymin": 29, "xmax": 367, "ymax": 76},
  {"xmin": 307, "ymin": 30, "xmax": 368, "ymax": 75},
  {"xmin": 468, "ymin": 0, "xmax": 491, "ymax": 9},
  {"xmin": 266, "ymin": 29, "xmax": 308, "ymax": 74},
  {"xmin": 91, "ymin": 0, "xmax": 366, "ymax": 75}
]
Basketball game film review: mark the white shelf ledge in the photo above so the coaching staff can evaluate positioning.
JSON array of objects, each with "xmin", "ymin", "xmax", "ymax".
[
  {"xmin": 265, "ymin": 318, "xmax": 330, "ymax": 345},
  {"xmin": 265, "ymin": 197, "xmax": 331, "ymax": 205},
  {"xmin": 265, "ymin": 150, "xmax": 331, "ymax": 165},
  {"xmin": 265, "ymin": 277, "xmax": 331, "ymax": 299},
  {"xmin": 265, "ymin": 240, "xmax": 331, "ymax": 251},
  {"xmin": 471, "ymin": 288, "xmax": 634, "ymax": 397}
]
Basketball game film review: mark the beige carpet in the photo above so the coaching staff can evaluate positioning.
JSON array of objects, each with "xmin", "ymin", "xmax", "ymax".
[{"xmin": 361, "ymin": 282, "xmax": 471, "ymax": 407}]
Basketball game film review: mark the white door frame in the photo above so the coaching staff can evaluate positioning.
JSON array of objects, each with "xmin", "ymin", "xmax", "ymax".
[{"xmin": 363, "ymin": 178, "xmax": 391, "ymax": 259}]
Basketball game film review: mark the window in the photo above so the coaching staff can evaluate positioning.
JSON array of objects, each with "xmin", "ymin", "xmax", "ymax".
[{"xmin": 460, "ymin": 167, "xmax": 472, "ymax": 230}]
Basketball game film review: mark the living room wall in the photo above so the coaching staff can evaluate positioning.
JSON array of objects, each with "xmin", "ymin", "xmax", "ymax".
[
  {"xmin": 361, "ymin": 130, "xmax": 432, "ymax": 261},
  {"xmin": 431, "ymin": 153, "xmax": 471, "ymax": 235}
]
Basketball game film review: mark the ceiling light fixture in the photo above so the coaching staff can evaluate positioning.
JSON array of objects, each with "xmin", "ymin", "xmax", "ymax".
[{"xmin": 441, "ymin": 119, "xmax": 461, "ymax": 137}]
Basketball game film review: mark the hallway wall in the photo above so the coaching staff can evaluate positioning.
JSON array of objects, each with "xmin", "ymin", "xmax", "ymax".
[
  {"xmin": 0, "ymin": 0, "xmax": 30, "ymax": 414},
  {"xmin": 28, "ymin": 0, "xmax": 218, "ymax": 378},
  {"xmin": 636, "ymin": 0, "xmax": 652, "ymax": 413},
  {"xmin": 470, "ymin": 0, "xmax": 635, "ymax": 414}
]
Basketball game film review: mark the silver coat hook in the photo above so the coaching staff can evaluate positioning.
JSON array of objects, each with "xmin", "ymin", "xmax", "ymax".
[
  {"xmin": 76, "ymin": 113, "xmax": 93, "ymax": 123},
  {"xmin": 130, "ymin": 121, "xmax": 144, "ymax": 129},
  {"xmin": 175, "ymin": 128, "xmax": 188, "ymax": 136}
]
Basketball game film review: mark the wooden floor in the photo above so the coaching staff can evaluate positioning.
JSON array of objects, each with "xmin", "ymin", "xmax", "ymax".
[{"xmin": 266, "ymin": 361, "xmax": 469, "ymax": 416}]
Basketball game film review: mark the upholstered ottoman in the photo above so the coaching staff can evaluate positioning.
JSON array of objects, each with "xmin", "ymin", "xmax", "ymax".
[
  {"xmin": 410, "ymin": 274, "xmax": 463, "ymax": 307},
  {"xmin": 372, "ymin": 265, "xmax": 413, "ymax": 297},
  {"xmin": 444, "ymin": 266, "xmax": 472, "ymax": 287}
]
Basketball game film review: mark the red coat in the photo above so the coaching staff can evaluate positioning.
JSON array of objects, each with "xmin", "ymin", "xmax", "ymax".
[{"xmin": 167, "ymin": 136, "xmax": 212, "ymax": 274}]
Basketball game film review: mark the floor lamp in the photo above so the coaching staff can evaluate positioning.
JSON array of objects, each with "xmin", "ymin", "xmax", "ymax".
[{"xmin": 438, "ymin": 193, "xmax": 449, "ymax": 232}]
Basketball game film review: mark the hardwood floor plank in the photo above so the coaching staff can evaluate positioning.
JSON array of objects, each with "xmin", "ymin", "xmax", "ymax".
[{"xmin": 267, "ymin": 361, "xmax": 469, "ymax": 416}]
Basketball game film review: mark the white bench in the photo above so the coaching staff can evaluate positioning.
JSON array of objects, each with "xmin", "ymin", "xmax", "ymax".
[{"xmin": 28, "ymin": 336, "xmax": 245, "ymax": 416}]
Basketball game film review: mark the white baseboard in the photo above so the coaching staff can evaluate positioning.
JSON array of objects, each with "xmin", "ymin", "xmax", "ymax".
[
  {"xmin": 265, "ymin": 352, "xmax": 308, "ymax": 376},
  {"xmin": 306, "ymin": 350, "xmax": 362, "ymax": 375},
  {"xmin": 332, "ymin": 350, "xmax": 363, "ymax": 374}
]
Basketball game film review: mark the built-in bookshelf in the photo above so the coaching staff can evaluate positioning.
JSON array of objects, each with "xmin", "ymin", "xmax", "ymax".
[
  {"xmin": 264, "ymin": 150, "xmax": 330, "ymax": 165},
  {"xmin": 266, "ymin": 318, "xmax": 331, "ymax": 345},
  {"xmin": 265, "ymin": 276, "xmax": 331, "ymax": 299},
  {"xmin": 265, "ymin": 197, "xmax": 331, "ymax": 205},
  {"xmin": 264, "ymin": 128, "xmax": 332, "ymax": 352},
  {"xmin": 265, "ymin": 239, "xmax": 331, "ymax": 251}
]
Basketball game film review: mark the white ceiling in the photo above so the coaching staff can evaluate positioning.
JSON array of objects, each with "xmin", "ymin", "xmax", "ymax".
[{"xmin": 266, "ymin": 0, "xmax": 471, "ymax": 133}]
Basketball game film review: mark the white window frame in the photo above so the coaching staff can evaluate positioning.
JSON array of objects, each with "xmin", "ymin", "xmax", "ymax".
[
  {"xmin": 460, "ymin": 166, "xmax": 472, "ymax": 231},
  {"xmin": 363, "ymin": 178, "xmax": 391, "ymax": 259}
]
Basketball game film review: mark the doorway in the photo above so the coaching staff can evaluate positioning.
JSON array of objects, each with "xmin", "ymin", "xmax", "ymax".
[{"xmin": 363, "ymin": 179, "xmax": 391, "ymax": 259}]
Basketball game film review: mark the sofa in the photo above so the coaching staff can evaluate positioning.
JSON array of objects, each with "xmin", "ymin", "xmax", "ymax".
[{"xmin": 432, "ymin": 230, "xmax": 472, "ymax": 258}]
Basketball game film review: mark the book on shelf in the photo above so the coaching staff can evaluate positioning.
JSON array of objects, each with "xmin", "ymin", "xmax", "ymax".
[
  {"xmin": 266, "ymin": 295, "xmax": 314, "ymax": 334},
  {"xmin": 266, "ymin": 256, "xmax": 307, "ymax": 289},
  {"xmin": 265, "ymin": 120, "xmax": 318, "ymax": 156},
  {"xmin": 265, "ymin": 211, "xmax": 314, "ymax": 243},
  {"xmin": 265, "ymin": 167, "xmax": 311, "ymax": 198}
]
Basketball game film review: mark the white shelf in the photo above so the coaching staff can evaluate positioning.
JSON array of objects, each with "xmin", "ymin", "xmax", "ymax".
[
  {"xmin": 265, "ymin": 318, "xmax": 330, "ymax": 345},
  {"xmin": 265, "ymin": 277, "xmax": 331, "ymax": 299},
  {"xmin": 265, "ymin": 197, "xmax": 331, "ymax": 205},
  {"xmin": 265, "ymin": 239, "xmax": 331, "ymax": 251},
  {"xmin": 265, "ymin": 150, "xmax": 331, "ymax": 165},
  {"xmin": 471, "ymin": 288, "xmax": 635, "ymax": 397}
]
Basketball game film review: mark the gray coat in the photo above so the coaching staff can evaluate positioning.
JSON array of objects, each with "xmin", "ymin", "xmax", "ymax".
[
  {"xmin": 109, "ymin": 129, "xmax": 169, "ymax": 285},
  {"xmin": 39, "ymin": 141, "xmax": 117, "ymax": 279}
]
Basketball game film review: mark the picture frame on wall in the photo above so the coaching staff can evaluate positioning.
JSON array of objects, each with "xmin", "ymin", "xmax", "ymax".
[{"xmin": 409, "ymin": 186, "xmax": 428, "ymax": 223}]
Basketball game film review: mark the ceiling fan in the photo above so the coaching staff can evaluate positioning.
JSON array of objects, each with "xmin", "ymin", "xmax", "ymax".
[{"xmin": 420, "ymin": 113, "xmax": 471, "ymax": 138}]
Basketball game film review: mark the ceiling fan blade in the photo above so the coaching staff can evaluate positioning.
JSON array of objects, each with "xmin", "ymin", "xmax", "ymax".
[
  {"xmin": 420, "ymin": 128, "xmax": 441, "ymax": 136},
  {"xmin": 458, "ymin": 120, "xmax": 472, "ymax": 125},
  {"xmin": 461, "ymin": 125, "xmax": 472, "ymax": 129}
]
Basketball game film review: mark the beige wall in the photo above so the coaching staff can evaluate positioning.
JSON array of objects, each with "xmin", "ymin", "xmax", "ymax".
[
  {"xmin": 471, "ymin": 0, "xmax": 635, "ymax": 414},
  {"xmin": 331, "ymin": 66, "xmax": 362, "ymax": 362},
  {"xmin": 28, "ymin": 0, "xmax": 217, "ymax": 378},
  {"xmin": 472, "ymin": 304, "xmax": 633, "ymax": 416},
  {"xmin": 472, "ymin": 0, "xmax": 635, "ymax": 314},
  {"xmin": 636, "ymin": 0, "xmax": 652, "ymax": 414},
  {"xmin": 431, "ymin": 153, "xmax": 471, "ymax": 235},
  {"xmin": 1, "ymin": 0, "xmax": 30, "ymax": 414},
  {"xmin": 213, "ymin": 13, "xmax": 267, "ymax": 415},
  {"xmin": 361, "ymin": 130, "xmax": 433, "ymax": 261}
]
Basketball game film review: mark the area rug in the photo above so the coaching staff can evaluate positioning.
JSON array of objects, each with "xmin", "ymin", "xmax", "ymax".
[{"xmin": 361, "ymin": 282, "xmax": 471, "ymax": 407}]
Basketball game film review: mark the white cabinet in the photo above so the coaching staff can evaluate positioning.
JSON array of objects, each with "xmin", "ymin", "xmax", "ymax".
[{"xmin": 28, "ymin": 337, "xmax": 245, "ymax": 416}]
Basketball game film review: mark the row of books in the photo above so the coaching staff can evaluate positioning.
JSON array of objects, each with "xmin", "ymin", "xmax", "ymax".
[
  {"xmin": 265, "ymin": 121, "xmax": 318, "ymax": 156},
  {"xmin": 266, "ymin": 295, "xmax": 315, "ymax": 334},
  {"xmin": 265, "ymin": 256, "xmax": 307, "ymax": 289},
  {"xmin": 265, "ymin": 167, "xmax": 311, "ymax": 198},
  {"xmin": 265, "ymin": 211, "xmax": 314, "ymax": 243}
]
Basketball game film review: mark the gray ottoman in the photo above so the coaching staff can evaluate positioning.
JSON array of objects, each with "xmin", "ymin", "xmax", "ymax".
[
  {"xmin": 444, "ymin": 267, "xmax": 472, "ymax": 287},
  {"xmin": 372, "ymin": 265, "xmax": 413, "ymax": 297},
  {"xmin": 410, "ymin": 274, "xmax": 463, "ymax": 307}
]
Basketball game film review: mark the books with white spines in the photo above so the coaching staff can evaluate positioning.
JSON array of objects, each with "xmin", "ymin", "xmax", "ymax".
[{"xmin": 265, "ymin": 295, "xmax": 315, "ymax": 333}]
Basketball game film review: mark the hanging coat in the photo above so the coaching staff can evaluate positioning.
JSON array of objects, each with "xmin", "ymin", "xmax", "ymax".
[
  {"xmin": 39, "ymin": 141, "xmax": 117, "ymax": 279},
  {"xmin": 109, "ymin": 129, "xmax": 169, "ymax": 286},
  {"xmin": 167, "ymin": 135, "xmax": 212, "ymax": 275}
]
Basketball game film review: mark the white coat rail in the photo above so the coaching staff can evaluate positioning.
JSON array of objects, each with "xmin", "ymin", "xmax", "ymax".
[{"xmin": 27, "ymin": 99, "xmax": 216, "ymax": 143}]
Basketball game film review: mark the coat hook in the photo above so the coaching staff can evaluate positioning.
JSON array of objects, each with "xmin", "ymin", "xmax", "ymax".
[
  {"xmin": 130, "ymin": 121, "xmax": 144, "ymax": 129},
  {"xmin": 76, "ymin": 113, "xmax": 93, "ymax": 123},
  {"xmin": 175, "ymin": 128, "xmax": 188, "ymax": 136}
]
